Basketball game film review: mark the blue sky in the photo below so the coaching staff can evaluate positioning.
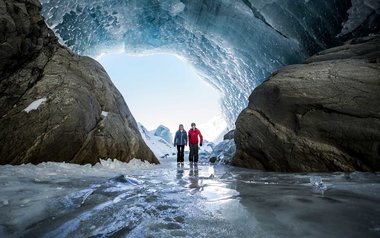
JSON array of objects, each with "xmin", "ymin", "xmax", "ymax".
[{"xmin": 97, "ymin": 52, "xmax": 226, "ymax": 141}]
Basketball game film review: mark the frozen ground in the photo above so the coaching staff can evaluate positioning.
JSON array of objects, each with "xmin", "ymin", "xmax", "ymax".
[{"xmin": 0, "ymin": 157, "xmax": 379, "ymax": 238}]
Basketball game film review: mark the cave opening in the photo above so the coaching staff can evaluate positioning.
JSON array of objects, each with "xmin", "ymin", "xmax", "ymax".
[
  {"xmin": 97, "ymin": 51, "xmax": 228, "ymax": 142},
  {"xmin": 39, "ymin": 0, "xmax": 359, "ymax": 149}
]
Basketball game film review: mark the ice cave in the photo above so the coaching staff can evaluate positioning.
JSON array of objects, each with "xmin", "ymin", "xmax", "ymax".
[
  {"xmin": 40, "ymin": 0, "xmax": 356, "ymax": 127},
  {"xmin": 0, "ymin": 0, "xmax": 380, "ymax": 237}
]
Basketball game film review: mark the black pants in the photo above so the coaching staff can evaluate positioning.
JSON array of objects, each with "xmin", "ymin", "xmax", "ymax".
[
  {"xmin": 189, "ymin": 144, "xmax": 199, "ymax": 163},
  {"xmin": 177, "ymin": 145, "xmax": 185, "ymax": 162}
]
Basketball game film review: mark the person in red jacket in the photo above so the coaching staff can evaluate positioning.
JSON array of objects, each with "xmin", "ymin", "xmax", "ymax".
[{"xmin": 188, "ymin": 122, "xmax": 203, "ymax": 164}]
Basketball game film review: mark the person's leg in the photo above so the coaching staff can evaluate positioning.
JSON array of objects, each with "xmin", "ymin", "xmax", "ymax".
[
  {"xmin": 177, "ymin": 145, "xmax": 181, "ymax": 163},
  {"xmin": 189, "ymin": 144, "xmax": 194, "ymax": 163},
  {"xmin": 194, "ymin": 144, "xmax": 199, "ymax": 163},
  {"xmin": 179, "ymin": 145, "xmax": 184, "ymax": 162}
]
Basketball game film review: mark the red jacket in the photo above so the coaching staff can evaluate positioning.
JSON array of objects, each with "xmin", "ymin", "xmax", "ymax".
[{"xmin": 188, "ymin": 128, "xmax": 203, "ymax": 145}]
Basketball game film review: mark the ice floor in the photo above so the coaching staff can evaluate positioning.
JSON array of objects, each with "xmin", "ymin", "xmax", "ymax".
[{"xmin": 0, "ymin": 157, "xmax": 379, "ymax": 238}]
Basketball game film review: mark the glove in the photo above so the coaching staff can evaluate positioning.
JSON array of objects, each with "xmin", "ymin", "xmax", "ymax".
[{"xmin": 200, "ymin": 143, "xmax": 202, "ymax": 147}]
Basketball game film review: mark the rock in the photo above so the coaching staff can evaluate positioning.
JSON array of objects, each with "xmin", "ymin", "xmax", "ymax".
[
  {"xmin": 233, "ymin": 35, "xmax": 380, "ymax": 172},
  {"xmin": 0, "ymin": 0, "xmax": 158, "ymax": 165},
  {"xmin": 223, "ymin": 130, "xmax": 235, "ymax": 140},
  {"xmin": 209, "ymin": 157, "xmax": 217, "ymax": 163},
  {"xmin": 154, "ymin": 125, "xmax": 173, "ymax": 144},
  {"xmin": 210, "ymin": 139, "xmax": 236, "ymax": 164},
  {"xmin": 338, "ymin": 1, "xmax": 380, "ymax": 41}
]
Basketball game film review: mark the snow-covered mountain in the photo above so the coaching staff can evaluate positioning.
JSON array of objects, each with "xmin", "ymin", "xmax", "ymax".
[
  {"xmin": 138, "ymin": 123, "xmax": 176, "ymax": 158},
  {"xmin": 153, "ymin": 125, "xmax": 173, "ymax": 145}
]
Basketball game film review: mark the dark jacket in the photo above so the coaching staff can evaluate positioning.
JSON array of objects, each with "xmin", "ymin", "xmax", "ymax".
[{"xmin": 174, "ymin": 130, "xmax": 187, "ymax": 146}]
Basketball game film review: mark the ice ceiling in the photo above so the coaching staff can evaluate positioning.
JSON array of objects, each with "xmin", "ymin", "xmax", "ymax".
[{"xmin": 40, "ymin": 0, "xmax": 363, "ymax": 127}]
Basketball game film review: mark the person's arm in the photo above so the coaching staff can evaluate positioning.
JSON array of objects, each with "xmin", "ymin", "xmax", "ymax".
[
  {"xmin": 174, "ymin": 131, "xmax": 178, "ymax": 146},
  {"xmin": 199, "ymin": 130, "xmax": 203, "ymax": 146},
  {"xmin": 184, "ymin": 131, "xmax": 188, "ymax": 146}
]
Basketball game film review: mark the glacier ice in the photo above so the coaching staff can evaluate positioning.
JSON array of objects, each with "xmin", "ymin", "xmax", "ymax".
[
  {"xmin": 1, "ymin": 159, "xmax": 379, "ymax": 237},
  {"xmin": 40, "ymin": 0, "xmax": 372, "ymax": 127},
  {"xmin": 310, "ymin": 176, "xmax": 329, "ymax": 195}
]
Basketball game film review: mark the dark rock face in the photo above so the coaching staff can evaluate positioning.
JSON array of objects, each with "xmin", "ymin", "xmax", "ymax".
[
  {"xmin": 233, "ymin": 35, "xmax": 380, "ymax": 172},
  {"xmin": 0, "ymin": 0, "xmax": 158, "ymax": 165},
  {"xmin": 223, "ymin": 130, "xmax": 235, "ymax": 140}
]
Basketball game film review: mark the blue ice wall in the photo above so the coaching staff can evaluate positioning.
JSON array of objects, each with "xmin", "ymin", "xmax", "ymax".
[{"xmin": 40, "ymin": 0, "xmax": 352, "ymax": 127}]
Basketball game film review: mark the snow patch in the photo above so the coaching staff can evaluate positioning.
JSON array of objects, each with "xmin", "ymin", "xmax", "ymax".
[
  {"xmin": 23, "ymin": 98, "xmax": 47, "ymax": 113},
  {"xmin": 101, "ymin": 111, "xmax": 109, "ymax": 117}
]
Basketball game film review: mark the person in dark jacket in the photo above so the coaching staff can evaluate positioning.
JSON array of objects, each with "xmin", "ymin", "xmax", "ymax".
[
  {"xmin": 174, "ymin": 124, "xmax": 187, "ymax": 164},
  {"xmin": 188, "ymin": 122, "xmax": 203, "ymax": 164}
]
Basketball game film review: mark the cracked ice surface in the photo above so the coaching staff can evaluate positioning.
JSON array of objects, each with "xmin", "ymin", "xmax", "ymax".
[{"xmin": 1, "ymin": 158, "xmax": 380, "ymax": 237}]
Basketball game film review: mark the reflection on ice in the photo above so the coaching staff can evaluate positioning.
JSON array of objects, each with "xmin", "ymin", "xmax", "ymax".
[{"xmin": 0, "ymin": 158, "xmax": 379, "ymax": 237}]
